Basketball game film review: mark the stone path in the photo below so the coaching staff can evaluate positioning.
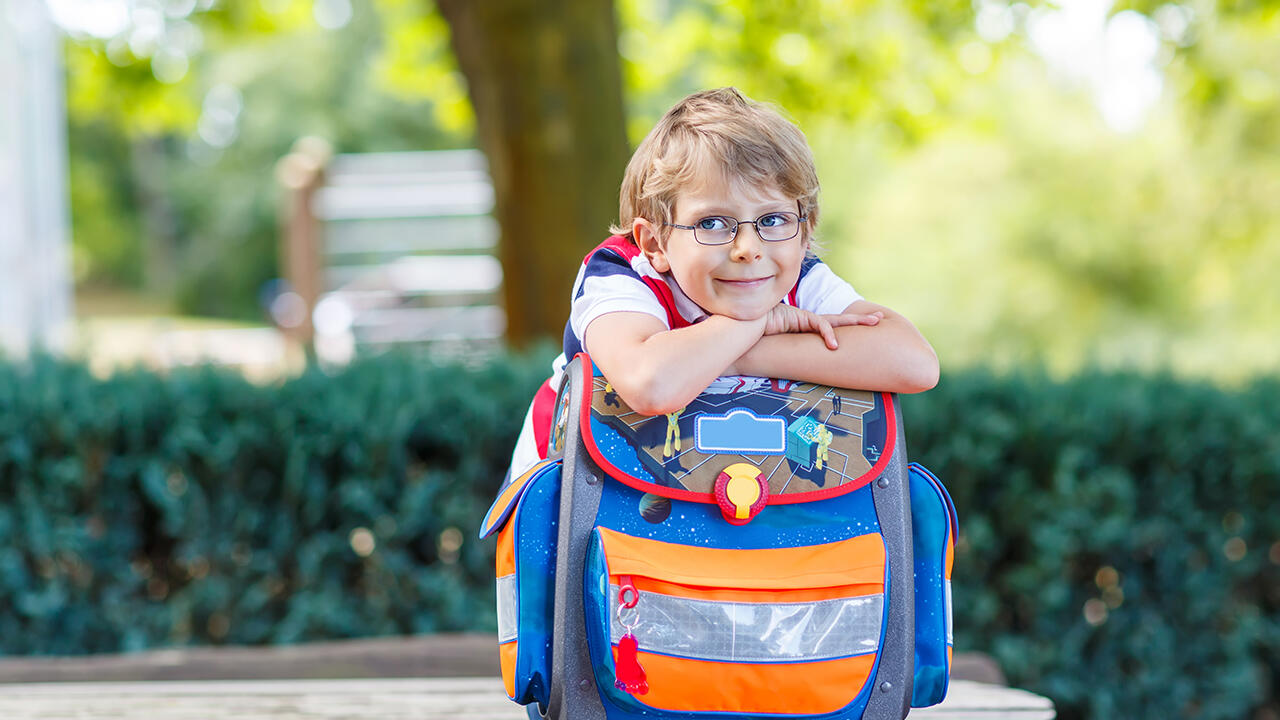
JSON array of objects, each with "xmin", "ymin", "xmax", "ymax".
[
  {"xmin": 0, "ymin": 677, "xmax": 1054, "ymax": 719},
  {"xmin": 0, "ymin": 634, "xmax": 1007, "ymax": 686},
  {"xmin": 0, "ymin": 635, "xmax": 1045, "ymax": 718}
]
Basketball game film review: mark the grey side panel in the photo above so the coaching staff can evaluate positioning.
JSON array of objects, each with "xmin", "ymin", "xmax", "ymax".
[
  {"xmin": 542, "ymin": 358, "xmax": 607, "ymax": 720},
  {"xmin": 862, "ymin": 394, "xmax": 915, "ymax": 720}
]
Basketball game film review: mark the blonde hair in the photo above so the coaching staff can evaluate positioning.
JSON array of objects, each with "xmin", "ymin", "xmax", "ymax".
[{"xmin": 611, "ymin": 87, "xmax": 821, "ymax": 246}]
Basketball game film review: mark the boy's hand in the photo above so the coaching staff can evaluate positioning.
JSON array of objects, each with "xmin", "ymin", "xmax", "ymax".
[{"xmin": 762, "ymin": 305, "xmax": 883, "ymax": 350}]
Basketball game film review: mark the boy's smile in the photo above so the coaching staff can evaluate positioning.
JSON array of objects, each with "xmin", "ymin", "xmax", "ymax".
[{"xmin": 637, "ymin": 176, "xmax": 809, "ymax": 322}]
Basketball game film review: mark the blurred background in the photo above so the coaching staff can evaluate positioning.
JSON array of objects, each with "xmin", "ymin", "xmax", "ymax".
[
  {"xmin": 2, "ymin": 0, "xmax": 1278, "ymax": 719},
  {"xmin": 5, "ymin": 0, "xmax": 1277, "ymax": 378}
]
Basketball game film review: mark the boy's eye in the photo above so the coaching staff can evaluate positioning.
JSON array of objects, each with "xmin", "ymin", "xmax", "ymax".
[
  {"xmin": 696, "ymin": 216, "xmax": 732, "ymax": 231},
  {"xmin": 758, "ymin": 213, "xmax": 790, "ymax": 228}
]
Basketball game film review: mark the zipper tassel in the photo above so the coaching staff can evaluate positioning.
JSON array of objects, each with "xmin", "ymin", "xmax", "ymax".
[{"xmin": 614, "ymin": 575, "xmax": 648, "ymax": 695}]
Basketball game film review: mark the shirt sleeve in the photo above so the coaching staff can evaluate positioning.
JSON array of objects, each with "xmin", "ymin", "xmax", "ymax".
[
  {"xmin": 568, "ymin": 250, "xmax": 670, "ymax": 347},
  {"xmin": 795, "ymin": 256, "xmax": 862, "ymax": 315}
]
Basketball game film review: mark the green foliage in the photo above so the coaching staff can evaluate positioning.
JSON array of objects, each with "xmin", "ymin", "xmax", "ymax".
[
  {"xmin": 1, "ymin": 349, "xmax": 1277, "ymax": 719},
  {"xmin": 615, "ymin": 0, "xmax": 978, "ymax": 140},
  {"xmin": 812, "ymin": 1, "xmax": 1280, "ymax": 380},
  {"xmin": 903, "ymin": 370, "xmax": 1280, "ymax": 720},
  {"xmin": 0, "ymin": 349, "xmax": 549, "ymax": 652},
  {"xmin": 66, "ymin": 124, "xmax": 145, "ymax": 288},
  {"xmin": 606, "ymin": 0, "xmax": 1280, "ymax": 380}
]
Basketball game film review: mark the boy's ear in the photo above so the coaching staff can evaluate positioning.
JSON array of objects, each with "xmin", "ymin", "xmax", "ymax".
[{"xmin": 634, "ymin": 218, "xmax": 670, "ymax": 273}]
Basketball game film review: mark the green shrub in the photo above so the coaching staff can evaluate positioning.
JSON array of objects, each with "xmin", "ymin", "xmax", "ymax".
[
  {"xmin": 904, "ymin": 371, "xmax": 1280, "ymax": 720},
  {"xmin": 0, "ymin": 352, "xmax": 1276, "ymax": 719},
  {"xmin": 0, "ymin": 349, "xmax": 550, "ymax": 653}
]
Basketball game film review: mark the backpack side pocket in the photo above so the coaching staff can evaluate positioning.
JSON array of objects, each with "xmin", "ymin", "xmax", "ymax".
[
  {"xmin": 907, "ymin": 462, "xmax": 957, "ymax": 708},
  {"xmin": 488, "ymin": 459, "xmax": 562, "ymax": 709}
]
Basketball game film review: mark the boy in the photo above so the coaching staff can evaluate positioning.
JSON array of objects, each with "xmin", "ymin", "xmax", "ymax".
[{"xmin": 507, "ymin": 87, "xmax": 937, "ymax": 478}]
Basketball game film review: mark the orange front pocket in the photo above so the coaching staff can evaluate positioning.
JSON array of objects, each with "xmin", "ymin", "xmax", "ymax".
[
  {"xmin": 590, "ymin": 528, "xmax": 888, "ymax": 716},
  {"xmin": 621, "ymin": 652, "xmax": 878, "ymax": 715}
]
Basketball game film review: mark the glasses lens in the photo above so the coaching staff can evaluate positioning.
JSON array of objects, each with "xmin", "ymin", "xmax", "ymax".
[
  {"xmin": 693, "ymin": 216, "xmax": 736, "ymax": 245},
  {"xmin": 757, "ymin": 212, "xmax": 800, "ymax": 241}
]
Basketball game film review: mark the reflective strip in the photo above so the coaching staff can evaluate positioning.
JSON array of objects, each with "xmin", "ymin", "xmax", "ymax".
[
  {"xmin": 610, "ymin": 585, "xmax": 882, "ymax": 663},
  {"xmin": 497, "ymin": 573, "xmax": 518, "ymax": 643},
  {"xmin": 945, "ymin": 579, "xmax": 953, "ymax": 646}
]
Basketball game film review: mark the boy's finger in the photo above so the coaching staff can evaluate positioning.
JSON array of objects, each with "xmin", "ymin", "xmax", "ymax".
[
  {"xmin": 826, "ymin": 312, "xmax": 880, "ymax": 327},
  {"xmin": 816, "ymin": 316, "xmax": 838, "ymax": 349}
]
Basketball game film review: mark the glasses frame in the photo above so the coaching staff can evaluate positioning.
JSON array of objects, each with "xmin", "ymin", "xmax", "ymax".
[{"xmin": 665, "ymin": 202, "xmax": 808, "ymax": 246}]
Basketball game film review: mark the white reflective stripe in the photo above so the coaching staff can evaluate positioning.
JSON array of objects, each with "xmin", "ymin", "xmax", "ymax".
[
  {"xmin": 497, "ymin": 574, "xmax": 518, "ymax": 643},
  {"xmin": 945, "ymin": 579, "xmax": 953, "ymax": 646},
  {"xmin": 609, "ymin": 585, "xmax": 882, "ymax": 663}
]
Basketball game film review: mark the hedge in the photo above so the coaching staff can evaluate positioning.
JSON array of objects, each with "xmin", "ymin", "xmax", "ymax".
[
  {"xmin": 0, "ymin": 349, "xmax": 549, "ymax": 654},
  {"xmin": 903, "ymin": 370, "xmax": 1280, "ymax": 720},
  {"xmin": 0, "ymin": 351, "xmax": 1276, "ymax": 719}
]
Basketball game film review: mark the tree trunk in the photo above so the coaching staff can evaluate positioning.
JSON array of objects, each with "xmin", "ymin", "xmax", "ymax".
[{"xmin": 436, "ymin": 0, "xmax": 630, "ymax": 347}]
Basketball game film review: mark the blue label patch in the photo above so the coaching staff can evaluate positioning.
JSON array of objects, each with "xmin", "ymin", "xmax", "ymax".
[{"xmin": 694, "ymin": 409, "xmax": 787, "ymax": 455}]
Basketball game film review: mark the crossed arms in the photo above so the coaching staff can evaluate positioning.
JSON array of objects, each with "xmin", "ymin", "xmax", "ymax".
[{"xmin": 582, "ymin": 300, "xmax": 939, "ymax": 416}]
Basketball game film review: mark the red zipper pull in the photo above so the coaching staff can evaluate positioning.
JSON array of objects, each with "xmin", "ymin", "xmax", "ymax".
[
  {"xmin": 614, "ymin": 633, "xmax": 648, "ymax": 695},
  {"xmin": 614, "ymin": 576, "xmax": 648, "ymax": 695}
]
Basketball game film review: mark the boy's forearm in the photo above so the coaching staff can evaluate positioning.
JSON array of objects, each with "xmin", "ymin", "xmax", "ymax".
[
  {"xmin": 601, "ymin": 314, "xmax": 765, "ymax": 415},
  {"xmin": 731, "ymin": 317, "xmax": 939, "ymax": 393}
]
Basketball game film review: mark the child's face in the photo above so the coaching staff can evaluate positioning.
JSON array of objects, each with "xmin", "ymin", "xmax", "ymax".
[{"xmin": 638, "ymin": 176, "xmax": 808, "ymax": 321}]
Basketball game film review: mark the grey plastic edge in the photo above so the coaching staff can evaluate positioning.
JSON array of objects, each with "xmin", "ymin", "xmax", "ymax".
[
  {"xmin": 541, "ymin": 356, "xmax": 607, "ymax": 720},
  {"xmin": 862, "ymin": 393, "xmax": 915, "ymax": 720}
]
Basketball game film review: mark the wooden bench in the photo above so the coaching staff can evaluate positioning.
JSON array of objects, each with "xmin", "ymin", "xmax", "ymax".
[{"xmin": 276, "ymin": 143, "xmax": 505, "ymax": 361}]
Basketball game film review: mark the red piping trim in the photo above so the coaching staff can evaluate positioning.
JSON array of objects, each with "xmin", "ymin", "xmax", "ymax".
[
  {"xmin": 576, "ymin": 354, "xmax": 897, "ymax": 504},
  {"xmin": 596, "ymin": 236, "xmax": 690, "ymax": 330},
  {"xmin": 643, "ymin": 276, "xmax": 691, "ymax": 330}
]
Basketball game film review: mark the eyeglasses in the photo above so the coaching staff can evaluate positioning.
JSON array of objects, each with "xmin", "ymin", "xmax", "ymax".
[{"xmin": 666, "ymin": 208, "xmax": 807, "ymax": 246}]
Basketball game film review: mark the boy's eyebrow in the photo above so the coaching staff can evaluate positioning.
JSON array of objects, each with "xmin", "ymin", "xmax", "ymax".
[
  {"xmin": 679, "ymin": 203, "xmax": 727, "ymax": 218},
  {"xmin": 681, "ymin": 200, "xmax": 796, "ymax": 218}
]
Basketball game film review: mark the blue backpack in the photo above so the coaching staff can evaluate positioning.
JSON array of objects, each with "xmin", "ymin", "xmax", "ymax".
[{"xmin": 481, "ymin": 354, "xmax": 956, "ymax": 719}]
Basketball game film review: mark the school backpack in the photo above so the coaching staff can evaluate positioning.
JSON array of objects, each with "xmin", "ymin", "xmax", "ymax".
[{"xmin": 480, "ymin": 354, "xmax": 957, "ymax": 719}]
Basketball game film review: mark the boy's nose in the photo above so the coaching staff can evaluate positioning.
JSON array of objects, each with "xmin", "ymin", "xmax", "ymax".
[{"xmin": 729, "ymin": 224, "xmax": 764, "ymax": 261}]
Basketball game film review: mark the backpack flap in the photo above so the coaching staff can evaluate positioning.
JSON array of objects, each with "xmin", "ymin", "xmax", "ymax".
[
  {"xmin": 907, "ymin": 462, "xmax": 958, "ymax": 707},
  {"xmin": 570, "ymin": 353, "xmax": 899, "ymax": 516}
]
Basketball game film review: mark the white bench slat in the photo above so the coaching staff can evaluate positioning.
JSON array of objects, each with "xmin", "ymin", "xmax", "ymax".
[
  {"xmin": 324, "ymin": 255, "xmax": 502, "ymax": 298},
  {"xmin": 352, "ymin": 305, "xmax": 506, "ymax": 343},
  {"xmin": 324, "ymin": 215, "xmax": 498, "ymax": 256},
  {"xmin": 327, "ymin": 149, "xmax": 487, "ymax": 176},
  {"xmin": 313, "ymin": 181, "xmax": 494, "ymax": 221}
]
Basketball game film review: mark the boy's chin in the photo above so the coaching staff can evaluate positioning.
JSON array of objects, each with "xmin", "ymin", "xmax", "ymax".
[{"xmin": 714, "ymin": 305, "xmax": 773, "ymax": 322}]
